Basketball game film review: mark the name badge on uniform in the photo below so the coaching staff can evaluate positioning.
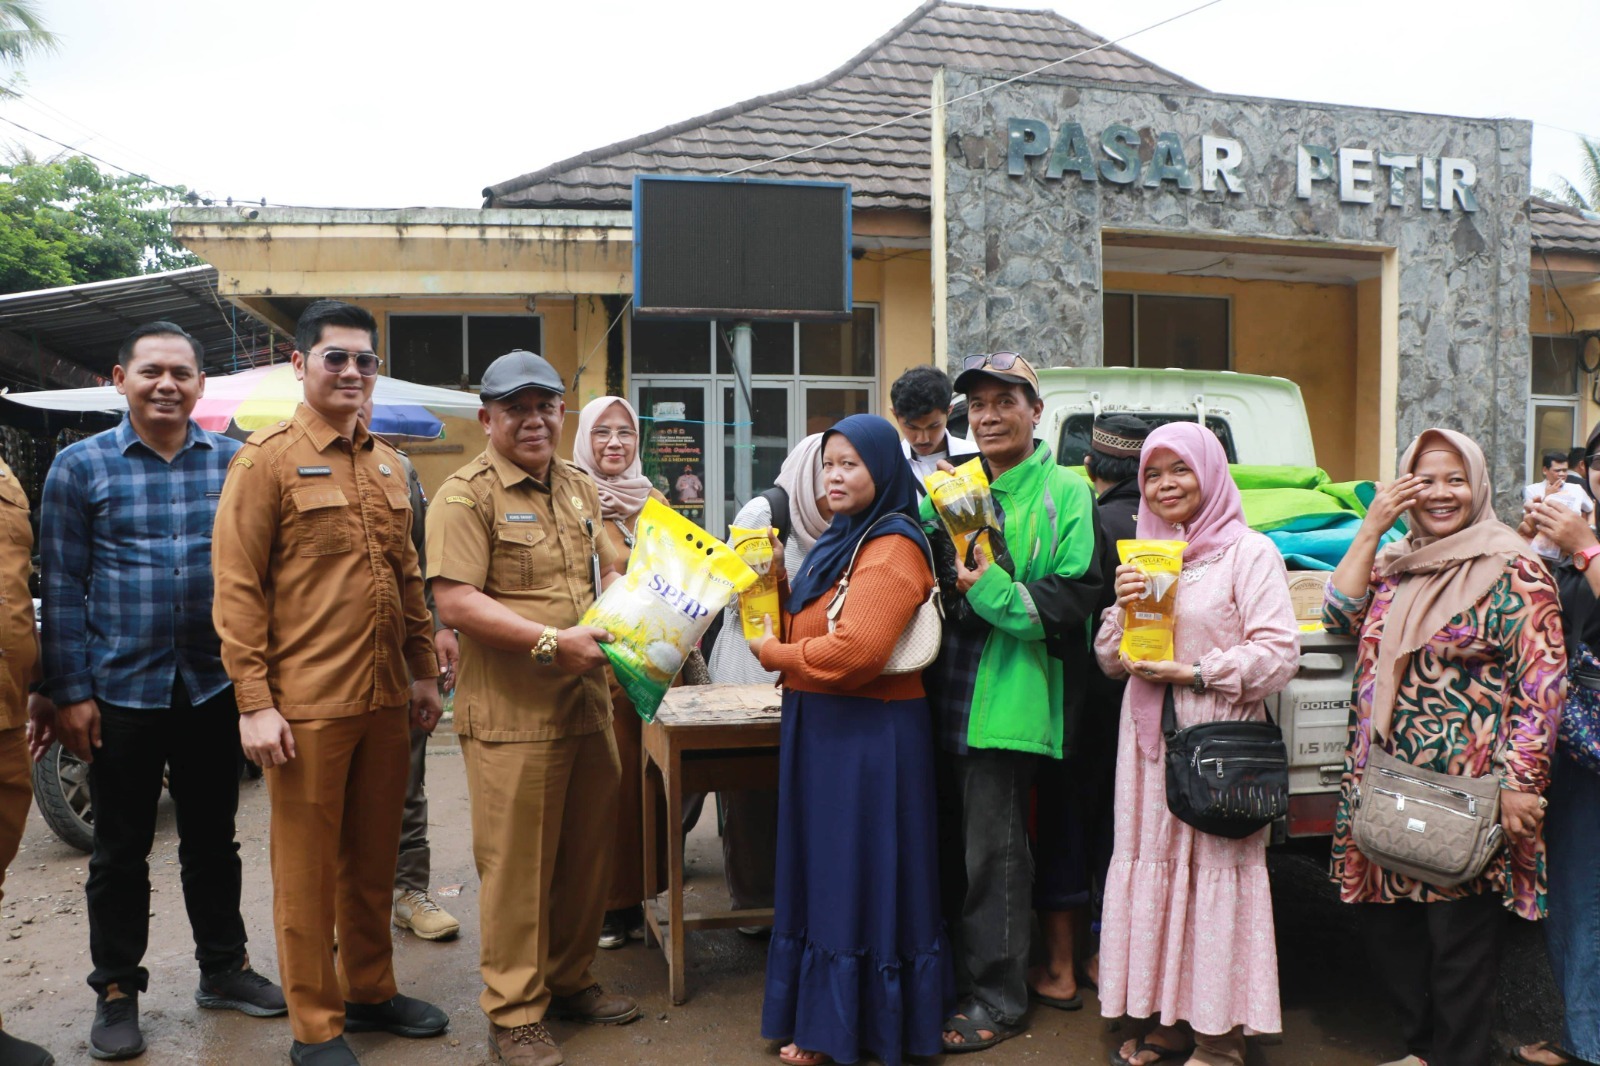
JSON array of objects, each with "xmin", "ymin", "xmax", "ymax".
[
  {"xmin": 205, "ymin": 491, "xmax": 222, "ymax": 499},
  {"xmin": 504, "ymin": 513, "xmax": 539, "ymax": 523},
  {"xmin": 297, "ymin": 466, "xmax": 332, "ymax": 477}
]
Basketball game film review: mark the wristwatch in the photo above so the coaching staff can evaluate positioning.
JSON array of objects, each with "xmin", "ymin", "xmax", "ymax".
[
  {"xmin": 1191, "ymin": 660, "xmax": 1208, "ymax": 694},
  {"xmin": 1574, "ymin": 544, "xmax": 1600, "ymax": 571},
  {"xmin": 532, "ymin": 627, "xmax": 560, "ymax": 666}
]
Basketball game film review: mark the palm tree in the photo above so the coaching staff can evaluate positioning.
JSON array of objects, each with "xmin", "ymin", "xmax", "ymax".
[
  {"xmin": 0, "ymin": 0, "xmax": 58, "ymax": 95},
  {"xmin": 1536, "ymin": 136, "xmax": 1600, "ymax": 214}
]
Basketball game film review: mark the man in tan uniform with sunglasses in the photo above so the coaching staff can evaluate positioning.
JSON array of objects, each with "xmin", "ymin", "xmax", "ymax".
[{"xmin": 213, "ymin": 300, "xmax": 446, "ymax": 1066}]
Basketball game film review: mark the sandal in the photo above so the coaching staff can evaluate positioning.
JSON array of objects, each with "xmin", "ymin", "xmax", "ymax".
[
  {"xmin": 1028, "ymin": 985, "xmax": 1083, "ymax": 1011},
  {"xmin": 778, "ymin": 1046, "xmax": 831, "ymax": 1066},
  {"xmin": 942, "ymin": 1001, "xmax": 1025, "ymax": 1054},
  {"xmin": 1512, "ymin": 1042, "xmax": 1577, "ymax": 1066},
  {"xmin": 1108, "ymin": 1039, "xmax": 1195, "ymax": 1066}
]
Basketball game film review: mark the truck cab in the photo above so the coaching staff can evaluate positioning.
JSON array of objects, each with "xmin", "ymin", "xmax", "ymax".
[{"xmin": 1033, "ymin": 365, "xmax": 1352, "ymax": 839}]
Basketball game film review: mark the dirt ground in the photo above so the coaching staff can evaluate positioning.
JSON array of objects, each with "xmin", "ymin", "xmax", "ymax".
[{"xmin": 0, "ymin": 745, "xmax": 1563, "ymax": 1065}]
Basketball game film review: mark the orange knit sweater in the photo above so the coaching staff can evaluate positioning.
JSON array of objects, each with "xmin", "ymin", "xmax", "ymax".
[{"xmin": 757, "ymin": 534, "xmax": 933, "ymax": 701}]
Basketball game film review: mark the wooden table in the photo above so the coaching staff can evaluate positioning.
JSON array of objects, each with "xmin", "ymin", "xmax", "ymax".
[{"xmin": 640, "ymin": 683, "xmax": 782, "ymax": 1004}]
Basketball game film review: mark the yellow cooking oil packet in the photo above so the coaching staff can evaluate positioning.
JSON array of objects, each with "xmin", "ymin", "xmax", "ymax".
[
  {"xmin": 729, "ymin": 525, "xmax": 782, "ymax": 639},
  {"xmin": 925, "ymin": 456, "xmax": 998, "ymax": 565},
  {"xmin": 582, "ymin": 499, "xmax": 757, "ymax": 720},
  {"xmin": 1116, "ymin": 539, "xmax": 1187, "ymax": 663}
]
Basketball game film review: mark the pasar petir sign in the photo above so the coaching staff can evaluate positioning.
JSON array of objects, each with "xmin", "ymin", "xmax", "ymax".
[{"xmin": 1004, "ymin": 118, "xmax": 1479, "ymax": 212}]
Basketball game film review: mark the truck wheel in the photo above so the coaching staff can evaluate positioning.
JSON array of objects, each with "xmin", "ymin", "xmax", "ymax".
[{"xmin": 30, "ymin": 740, "xmax": 94, "ymax": 854}]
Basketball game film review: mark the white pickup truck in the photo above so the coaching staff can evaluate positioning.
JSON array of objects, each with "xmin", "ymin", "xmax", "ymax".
[{"xmin": 1037, "ymin": 366, "xmax": 1357, "ymax": 840}]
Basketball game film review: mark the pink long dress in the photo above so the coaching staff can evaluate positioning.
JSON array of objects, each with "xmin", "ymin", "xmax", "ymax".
[{"xmin": 1093, "ymin": 531, "xmax": 1299, "ymax": 1037}]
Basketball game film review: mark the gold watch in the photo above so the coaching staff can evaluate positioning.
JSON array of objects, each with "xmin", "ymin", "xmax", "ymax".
[{"xmin": 532, "ymin": 627, "xmax": 560, "ymax": 666}]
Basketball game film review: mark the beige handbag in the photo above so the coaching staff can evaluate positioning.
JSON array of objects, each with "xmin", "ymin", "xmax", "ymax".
[
  {"xmin": 825, "ymin": 518, "xmax": 943, "ymax": 675},
  {"xmin": 1350, "ymin": 741, "xmax": 1504, "ymax": 888}
]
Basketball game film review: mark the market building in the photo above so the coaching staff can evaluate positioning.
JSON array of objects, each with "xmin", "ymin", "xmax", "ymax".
[{"xmin": 170, "ymin": 0, "xmax": 1600, "ymax": 523}]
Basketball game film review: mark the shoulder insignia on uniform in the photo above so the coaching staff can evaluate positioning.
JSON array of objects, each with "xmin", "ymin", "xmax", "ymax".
[
  {"xmin": 233, "ymin": 455, "xmax": 254, "ymax": 469},
  {"xmin": 445, "ymin": 495, "xmax": 476, "ymax": 508}
]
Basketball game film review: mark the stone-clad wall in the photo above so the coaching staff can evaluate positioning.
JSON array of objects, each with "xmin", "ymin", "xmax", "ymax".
[{"xmin": 940, "ymin": 69, "xmax": 1533, "ymax": 511}]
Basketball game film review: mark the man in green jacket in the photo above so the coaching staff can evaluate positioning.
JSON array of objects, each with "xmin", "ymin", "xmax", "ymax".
[{"xmin": 924, "ymin": 353, "xmax": 1104, "ymax": 1054}]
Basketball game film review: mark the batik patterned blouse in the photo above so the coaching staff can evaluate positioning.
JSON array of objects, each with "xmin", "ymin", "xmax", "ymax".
[{"xmin": 1322, "ymin": 555, "xmax": 1566, "ymax": 919}]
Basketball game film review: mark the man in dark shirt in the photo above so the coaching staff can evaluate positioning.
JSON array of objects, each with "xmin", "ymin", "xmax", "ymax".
[
  {"xmin": 1029, "ymin": 413, "xmax": 1149, "ymax": 1008},
  {"xmin": 41, "ymin": 321, "xmax": 285, "ymax": 1062}
]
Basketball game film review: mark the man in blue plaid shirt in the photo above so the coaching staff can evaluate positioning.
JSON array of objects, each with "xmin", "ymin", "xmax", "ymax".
[{"xmin": 40, "ymin": 321, "xmax": 285, "ymax": 1062}]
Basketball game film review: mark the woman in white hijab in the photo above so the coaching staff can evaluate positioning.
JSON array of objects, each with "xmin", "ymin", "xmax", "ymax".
[
  {"xmin": 573, "ymin": 395, "xmax": 672, "ymax": 950},
  {"xmin": 703, "ymin": 433, "xmax": 832, "ymax": 921}
]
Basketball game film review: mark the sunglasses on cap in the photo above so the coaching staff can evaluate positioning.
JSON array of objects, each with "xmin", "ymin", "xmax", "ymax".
[{"xmin": 962, "ymin": 352, "xmax": 1023, "ymax": 372}]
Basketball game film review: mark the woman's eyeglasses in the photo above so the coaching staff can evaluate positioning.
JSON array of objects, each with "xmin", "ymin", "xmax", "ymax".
[
  {"xmin": 962, "ymin": 352, "xmax": 1022, "ymax": 371},
  {"xmin": 313, "ymin": 349, "xmax": 383, "ymax": 376},
  {"xmin": 590, "ymin": 428, "xmax": 638, "ymax": 443}
]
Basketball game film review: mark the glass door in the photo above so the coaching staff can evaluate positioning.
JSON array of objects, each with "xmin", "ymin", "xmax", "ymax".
[
  {"xmin": 634, "ymin": 381, "xmax": 714, "ymax": 530},
  {"xmin": 721, "ymin": 382, "xmax": 793, "ymax": 521},
  {"xmin": 801, "ymin": 383, "xmax": 873, "ymax": 436}
]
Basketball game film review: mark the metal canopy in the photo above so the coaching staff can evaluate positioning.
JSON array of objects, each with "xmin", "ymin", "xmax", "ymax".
[{"xmin": 0, "ymin": 265, "xmax": 283, "ymax": 386}]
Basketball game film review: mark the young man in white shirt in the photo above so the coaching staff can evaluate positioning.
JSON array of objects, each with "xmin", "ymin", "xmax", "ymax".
[
  {"xmin": 891, "ymin": 365, "xmax": 979, "ymax": 485},
  {"xmin": 1524, "ymin": 449, "xmax": 1594, "ymax": 560}
]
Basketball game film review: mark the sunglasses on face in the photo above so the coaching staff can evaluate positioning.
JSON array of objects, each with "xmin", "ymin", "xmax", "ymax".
[
  {"xmin": 313, "ymin": 348, "xmax": 383, "ymax": 377},
  {"xmin": 962, "ymin": 352, "xmax": 1022, "ymax": 372}
]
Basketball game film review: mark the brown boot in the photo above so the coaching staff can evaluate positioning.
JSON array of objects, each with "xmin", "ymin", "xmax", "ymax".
[
  {"xmin": 546, "ymin": 983, "xmax": 640, "ymax": 1025},
  {"xmin": 488, "ymin": 1020, "xmax": 563, "ymax": 1066}
]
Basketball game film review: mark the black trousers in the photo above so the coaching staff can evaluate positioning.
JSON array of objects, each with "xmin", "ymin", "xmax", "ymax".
[
  {"xmin": 1359, "ymin": 893, "xmax": 1505, "ymax": 1066},
  {"xmin": 85, "ymin": 679, "xmax": 248, "ymax": 994}
]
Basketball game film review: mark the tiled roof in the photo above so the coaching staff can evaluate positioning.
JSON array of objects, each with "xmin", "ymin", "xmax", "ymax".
[
  {"xmin": 1532, "ymin": 197, "xmax": 1600, "ymax": 257},
  {"xmin": 482, "ymin": 1, "xmax": 1199, "ymax": 212}
]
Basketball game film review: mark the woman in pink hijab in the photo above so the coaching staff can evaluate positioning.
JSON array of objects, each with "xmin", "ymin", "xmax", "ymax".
[{"xmin": 1093, "ymin": 422, "xmax": 1299, "ymax": 1066}]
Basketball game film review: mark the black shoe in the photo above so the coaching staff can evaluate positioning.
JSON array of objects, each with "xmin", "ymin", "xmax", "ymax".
[
  {"xmin": 289, "ymin": 1036, "xmax": 358, "ymax": 1066},
  {"xmin": 196, "ymin": 964, "xmax": 288, "ymax": 1017},
  {"xmin": 0, "ymin": 1029, "xmax": 55, "ymax": 1066},
  {"xmin": 598, "ymin": 910, "xmax": 626, "ymax": 950},
  {"xmin": 624, "ymin": 903, "xmax": 647, "ymax": 942},
  {"xmin": 89, "ymin": 990, "xmax": 145, "ymax": 1061},
  {"xmin": 343, "ymin": 994, "xmax": 448, "ymax": 1038}
]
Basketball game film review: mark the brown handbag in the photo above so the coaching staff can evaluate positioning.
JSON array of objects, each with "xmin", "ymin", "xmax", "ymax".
[{"xmin": 1350, "ymin": 741, "xmax": 1504, "ymax": 888}]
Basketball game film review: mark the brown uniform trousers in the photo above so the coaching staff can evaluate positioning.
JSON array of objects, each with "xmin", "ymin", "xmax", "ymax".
[
  {"xmin": 427, "ymin": 446, "xmax": 621, "ymax": 1025},
  {"xmin": 0, "ymin": 457, "xmax": 39, "ymax": 1034},
  {"xmin": 213, "ymin": 405, "xmax": 438, "ymax": 1043}
]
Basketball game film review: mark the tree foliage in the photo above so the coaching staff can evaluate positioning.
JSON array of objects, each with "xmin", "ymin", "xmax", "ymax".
[
  {"xmin": 0, "ymin": 153, "xmax": 197, "ymax": 294},
  {"xmin": 1535, "ymin": 136, "xmax": 1600, "ymax": 214},
  {"xmin": 0, "ymin": 0, "xmax": 57, "ymax": 81}
]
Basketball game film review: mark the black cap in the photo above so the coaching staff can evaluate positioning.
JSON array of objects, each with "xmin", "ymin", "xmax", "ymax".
[
  {"xmin": 478, "ymin": 350, "xmax": 565, "ymax": 401},
  {"xmin": 1091, "ymin": 413, "xmax": 1152, "ymax": 458}
]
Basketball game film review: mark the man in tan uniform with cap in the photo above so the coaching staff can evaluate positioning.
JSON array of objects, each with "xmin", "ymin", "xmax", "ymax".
[
  {"xmin": 0, "ymin": 452, "xmax": 55, "ymax": 1066},
  {"xmin": 429, "ymin": 350, "xmax": 638, "ymax": 1066},
  {"xmin": 212, "ymin": 300, "xmax": 446, "ymax": 1066}
]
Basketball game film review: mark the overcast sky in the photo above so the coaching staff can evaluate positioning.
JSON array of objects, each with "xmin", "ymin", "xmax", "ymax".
[{"xmin": 4, "ymin": 0, "xmax": 1595, "ymax": 210}]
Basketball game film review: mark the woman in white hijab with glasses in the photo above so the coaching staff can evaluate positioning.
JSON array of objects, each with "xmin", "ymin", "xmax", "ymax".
[{"xmin": 704, "ymin": 433, "xmax": 832, "ymax": 921}]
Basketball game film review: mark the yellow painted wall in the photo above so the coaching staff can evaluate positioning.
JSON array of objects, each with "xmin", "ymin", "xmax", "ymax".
[
  {"xmin": 1101, "ymin": 272, "xmax": 1360, "ymax": 481},
  {"xmin": 1530, "ymin": 281, "xmax": 1600, "ymax": 448}
]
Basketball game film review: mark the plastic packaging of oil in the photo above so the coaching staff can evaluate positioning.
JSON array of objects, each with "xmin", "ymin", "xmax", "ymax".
[
  {"xmin": 1116, "ymin": 539, "xmax": 1187, "ymax": 662},
  {"xmin": 729, "ymin": 524, "xmax": 782, "ymax": 639},
  {"xmin": 582, "ymin": 499, "xmax": 757, "ymax": 720},
  {"xmin": 925, "ymin": 456, "xmax": 998, "ymax": 565}
]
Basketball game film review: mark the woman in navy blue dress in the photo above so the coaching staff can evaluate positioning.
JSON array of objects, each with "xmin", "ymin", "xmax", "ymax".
[{"xmin": 747, "ymin": 414, "xmax": 953, "ymax": 1066}]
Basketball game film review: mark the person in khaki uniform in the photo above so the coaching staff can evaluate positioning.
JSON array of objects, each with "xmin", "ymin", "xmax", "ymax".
[
  {"xmin": 212, "ymin": 300, "xmax": 446, "ymax": 1066},
  {"xmin": 0, "ymin": 454, "xmax": 57, "ymax": 1066},
  {"xmin": 429, "ymin": 351, "xmax": 639, "ymax": 1066}
]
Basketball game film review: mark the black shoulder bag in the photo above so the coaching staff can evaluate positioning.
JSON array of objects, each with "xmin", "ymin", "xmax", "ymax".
[{"xmin": 1162, "ymin": 684, "xmax": 1289, "ymax": 839}]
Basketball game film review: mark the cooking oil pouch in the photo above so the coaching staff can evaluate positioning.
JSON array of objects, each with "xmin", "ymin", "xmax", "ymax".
[
  {"xmin": 582, "ymin": 498, "xmax": 757, "ymax": 721},
  {"xmin": 925, "ymin": 457, "xmax": 998, "ymax": 565},
  {"xmin": 1117, "ymin": 539, "xmax": 1187, "ymax": 663},
  {"xmin": 730, "ymin": 524, "xmax": 782, "ymax": 639}
]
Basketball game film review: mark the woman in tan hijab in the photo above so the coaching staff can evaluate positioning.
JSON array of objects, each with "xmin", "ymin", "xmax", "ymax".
[{"xmin": 1324, "ymin": 428, "xmax": 1566, "ymax": 1066}]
